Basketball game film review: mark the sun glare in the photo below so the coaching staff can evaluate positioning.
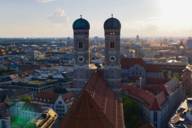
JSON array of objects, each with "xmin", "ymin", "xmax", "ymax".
[{"xmin": 160, "ymin": 0, "xmax": 192, "ymax": 26}]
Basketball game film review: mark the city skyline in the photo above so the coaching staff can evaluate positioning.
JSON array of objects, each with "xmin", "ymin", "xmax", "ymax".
[{"xmin": 0, "ymin": 0, "xmax": 192, "ymax": 38}]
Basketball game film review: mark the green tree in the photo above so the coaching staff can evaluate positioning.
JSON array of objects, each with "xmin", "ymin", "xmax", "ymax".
[
  {"xmin": 25, "ymin": 122, "xmax": 37, "ymax": 128},
  {"xmin": 20, "ymin": 96, "xmax": 32, "ymax": 103},
  {"xmin": 123, "ymin": 96, "xmax": 140, "ymax": 128}
]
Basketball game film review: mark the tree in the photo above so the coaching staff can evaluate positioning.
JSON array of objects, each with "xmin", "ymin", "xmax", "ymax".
[
  {"xmin": 25, "ymin": 122, "xmax": 36, "ymax": 128},
  {"xmin": 20, "ymin": 96, "xmax": 32, "ymax": 103},
  {"xmin": 123, "ymin": 95, "xmax": 140, "ymax": 128}
]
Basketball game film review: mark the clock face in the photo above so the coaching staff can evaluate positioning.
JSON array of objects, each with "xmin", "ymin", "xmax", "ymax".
[
  {"xmin": 77, "ymin": 56, "xmax": 85, "ymax": 63},
  {"xmin": 109, "ymin": 56, "xmax": 116, "ymax": 62}
]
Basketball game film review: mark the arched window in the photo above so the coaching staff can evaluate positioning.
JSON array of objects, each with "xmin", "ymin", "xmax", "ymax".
[
  {"xmin": 79, "ymin": 42, "xmax": 83, "ymax": 48},
  {"xmin": 110, "ymin": 42, "xmax": 115, "ymax": 48}
]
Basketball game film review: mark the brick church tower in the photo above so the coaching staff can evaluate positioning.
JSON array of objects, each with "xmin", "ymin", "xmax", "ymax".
[
  {"xmin": 104, "ymin": 16, "xmax": 121, "ymax": 88},
  {"xmin": 73, "ymin": 16, "xmax": 90, "ymax": 87}
]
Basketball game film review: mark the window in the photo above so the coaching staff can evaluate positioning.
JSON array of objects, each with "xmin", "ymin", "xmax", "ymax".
[
  {"xmin": 110, "ymin": 42, "xmax": 115, "ymax": 48},
  {"xmin": 78, "ymin": 42, "xmax": 83, "ymax": 48},
  {"xmin": 153, "ymin": 111, "xmax": 158, "ymax": 127},
  {"xmin": 58, "ymin": 101, "xmax": 62, "ymax": 105}
]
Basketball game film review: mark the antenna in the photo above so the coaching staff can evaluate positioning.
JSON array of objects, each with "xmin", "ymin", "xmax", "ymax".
[{"xmin": 80, "ymin": 15, "xmax": 83, "ymax": 18}]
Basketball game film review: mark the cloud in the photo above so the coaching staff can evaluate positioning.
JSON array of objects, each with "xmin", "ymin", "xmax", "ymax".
[
  {"xmin": 48, "ymin": 8, "xmax": 69, "ymax": 24},
  {"xmin": 35, "ymin": 0, "xmax": 56, "ymax": 3},
  {"xmin": 53, "ymin": 8, "xmax": 65, "ymax": 17}
]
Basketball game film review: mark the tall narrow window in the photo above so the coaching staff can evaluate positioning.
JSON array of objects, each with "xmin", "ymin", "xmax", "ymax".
[
  {"xmin": 79, "ymin": 42, "xmax": 83, "ymax": 48},
  {"xmin": 110, "ymin": 42, "xmax": 115, "ymax": 48},
  {"xmin": 153, "ymin": 111, "xmax": 158, "ymax": 127}
]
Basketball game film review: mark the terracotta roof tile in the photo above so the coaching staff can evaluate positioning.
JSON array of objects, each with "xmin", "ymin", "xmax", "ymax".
[
  {"xmin": 122, "ymin": 85, "xmax": 166, "ymax": 110},
  {"xmin": 145, "ymin": 64, "xmax": 161, "ymax": 72},
  {"xmin": 61, "ymin": 91, "xmax": 113, "ymax": 128},
  {"xmin": 120, "ymin": 58, "xmax": 161, "ymax": 72},
  {"xmin": 146, "ymin": 78, "xmax": 168, "ymax": 84},
  {"xmin": 61, "ymin": 71, "xmax": 125, "ymax": 128},
  {"xmin": 121, "ymin": 58, "xmax": 144, "ymax": 69},
  {"xmin": 35, "ymin": 91, "xmax": 58, "ymax": 103}
]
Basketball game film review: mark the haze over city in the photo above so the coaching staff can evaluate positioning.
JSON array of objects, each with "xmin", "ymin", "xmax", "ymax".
[
  {"xmin": 2, "ymin": 1, "xmax": 192, "ymax": 128},
  {"xmin": 0, "ymin": 0, "xmax": 192, "ymax": 37}
]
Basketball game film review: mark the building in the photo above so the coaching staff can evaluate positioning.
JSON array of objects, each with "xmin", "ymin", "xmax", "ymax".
[
  {"xmin": 104, "ymin": 16, "xmax": 122, "ymax": 88},
  {"xmin": 169, "ymin": 98, "xmax": 192, "ymax": 128},
  {"xmin": 35, "ymin": 108, "xmax": 57, "ymax": 128},
  {"xmin": 33, "ymin": 91, "xmax": 75, "ymax": 118},
  {"xmin": 182, "ymin": 64, "xmax": 192, "ymax": 96},
  {"xmin": 61, "ymin": 71, "xmax": 125, "ymax": 128},
  {"xmin": 72, "ymin": 16, "xmax": 122, "ymax": 89},
  {"xmin": 0, "ymin": 102, "xmax": 10, "ymax": 128},
  {"xmin": 73, "ymin": 16, "xmax": 91, "ymax": 87},
  {"xmin": 121, "ymin": 57, "xmax": 185, "ymax": 85},
  {"xmin": 185, "ymin": 37, "xmax": 192, "ymax": 49},
  {"xmin": 16, "ymin": 79, "xmax": 58, "ymax": 94},
  {"xmin": 122, "ymin": 78, "xmax": 185, "ymax": 128},
  {"xmin": 67, "ymin": 16, "xmax": 187, "ymax": 128},
  {"xmin": 9, "ymin": 101, "xmax": 57, "ymax": 128},
  {"xmin": 10, "ymin": 102, "xmax": 44, "ymax": 121}
]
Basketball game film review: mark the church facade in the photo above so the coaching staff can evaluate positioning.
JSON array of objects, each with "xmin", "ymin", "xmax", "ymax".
[{"xmin": 73, "ymin": 16, "xmax": 122, "ymax": 88}]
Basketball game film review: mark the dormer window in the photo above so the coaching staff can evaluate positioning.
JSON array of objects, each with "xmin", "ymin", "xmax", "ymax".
[{"xmin": 79, "ymin": 42, "xmax": 83, "ymax": 48}]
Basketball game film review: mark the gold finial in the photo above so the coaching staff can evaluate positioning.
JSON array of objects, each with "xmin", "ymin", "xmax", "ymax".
[{"xmin": 80, "ymin": 15, "xmax": 83, "ymax": 18}]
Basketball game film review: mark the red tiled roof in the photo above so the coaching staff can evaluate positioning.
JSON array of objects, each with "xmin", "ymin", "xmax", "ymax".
[
  {"xmin": 35, "ymin": 91, "xmax": 58, "ymax": 103},
  {"xmin": 121, "ymin": 58, "xmax": 145, "ymax": 69},
  {"xmin": 63, "ymin": 92, "xmax": 76, "ymax": 101},
  {"xmin": 61, "ymin": 91, "xmax": 113, "ymax": 128},
  {"xmin": 121, "ymin": 58, "xmax": 161, "ymax": 72},
  {"xmin": 19, "ymin": 65, "xmax": 40, "ymax": 73},
  {"xmin": 144, "ymin": 84, "xmax": 168, "ymax": 95},
  {"xmin": 120, "ymin": 57, "xmax": 185, "ymax": 73},
  {"xmin": 146, "ymin": 77, "xmax": 168, "ymax": 84},
  {"xmin": 149, "ymin": 98, "xmax": 160, "ymax": 110},
  {"xmin": 122, "ymin": 85, "xmax": 166, "ymax": 110},
  {"xmin": 145, "ymin": 64, "xmax": 161, "ymax": 72},
  {"xmin": 61, "ymin": 71, "xmax": 125, "ymax": 128}
]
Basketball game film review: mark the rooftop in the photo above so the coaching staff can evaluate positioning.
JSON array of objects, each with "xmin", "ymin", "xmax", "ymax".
[
  {"xmin": 61, "ymin": 70, "xmax": 125, "ymax": 128},
  {"xmin": 122, "ymin": 85, "xmax": 166, "ymax": 110},
  {"xmin": 121, "ymin": 57, "xmax": 185, "ymax": 72}
]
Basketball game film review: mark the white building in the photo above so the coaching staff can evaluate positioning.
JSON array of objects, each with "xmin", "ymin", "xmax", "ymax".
[{"xmin": 33, "ymin": 91, "xmax": 75, "ymax": 118}]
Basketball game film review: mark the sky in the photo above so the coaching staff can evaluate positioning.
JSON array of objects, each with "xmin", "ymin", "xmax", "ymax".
[{"xmin": 0, "ymin": 0, "xmax": 192, "ymax": 37}]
